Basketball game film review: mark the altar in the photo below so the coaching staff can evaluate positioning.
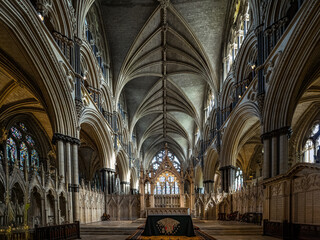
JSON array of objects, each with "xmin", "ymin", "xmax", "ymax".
[{"xmin": 142, "ymin": 215, "xmax": 195, "ymax": 237}]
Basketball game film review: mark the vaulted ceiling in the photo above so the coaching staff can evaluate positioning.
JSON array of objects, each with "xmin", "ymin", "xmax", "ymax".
[{"xmin": 100, "ymin": 0, "xmax": 230, "ymax": 166}]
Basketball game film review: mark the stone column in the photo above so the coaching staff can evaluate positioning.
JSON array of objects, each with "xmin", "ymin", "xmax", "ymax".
[
  {"xmin": 107, "ymin": 171, "xmax": 111, "ymax": 194},
  {"xmin": 101, "ymin": 168, "xmax": 108, "ymax": 213},
  {"xmin": 74, "ymin": 38, "xmax": 82, "ymax": 102},
  {"xmin": 180, "ymin": 181, "xmax": 184, "ymax": 207},
  {"xmin": 55, "ymin": 199, "xmax": 59, "ymax": 225},
  {"xmin": 190, "ymin": 180, "xmax": 195, "ymax": 216},
  {"xmin": 72, "ymin": 142, "xmax": 80, "ymax": 221},
  {"xmin": 111, "ymin": 172, "xmax": 115, "ymax": 193},
  {"xmin": 271, "ymin": 135, "xmax": 278, "ymax": 177},
  {"xmin": 139, "ymin": 179, "xmax": 145, "ymax": 217},
  {"xmin": 57, "ymin": 140, "xmax": 65, "ymax": 182},
  {"xmin": 279, "ymin": 132, "xmax": 289, "ymax": 174},
  {"xmin": 150, "ymin": 182, "xmax": 155, "ymax": 207},
  {"xmin": 120, "ymin": 182, "xmax": 125, "ymax": 194},
  {"xmin": 41, "ymin": 197, "xmax": 46, "ymax": 226},
  {"xmin": 65, "ymin": 141, "xmax": 73, "ymax": 222},
  {"xmin": 263, "ymin": 136, "xmax": 271, "ymax": 179}
]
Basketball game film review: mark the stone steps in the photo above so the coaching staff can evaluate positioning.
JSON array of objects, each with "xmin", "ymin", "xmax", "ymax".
[
  {"xmin": 81, "ymin": 227, "xmax": 137, "ymax": 235},
  {"xmin": 81, "ymin": 225, "xmax": 262, "ymax": 236},
  {"xmin": 201, "ymin": 228, "xmax": 263, "ymax": 235}
]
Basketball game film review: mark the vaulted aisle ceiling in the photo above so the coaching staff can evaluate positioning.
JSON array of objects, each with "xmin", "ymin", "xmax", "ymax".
[{"xmin": 100, "ymin": 0, "xmax": 229, "ymax": 164}]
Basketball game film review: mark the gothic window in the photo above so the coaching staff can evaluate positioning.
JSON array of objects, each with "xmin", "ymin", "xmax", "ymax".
[
  {"xmin": 235, "ymin": 167, "xmax": 243, "ymax": 191},
  {"xmin": 150, "ymin": 150, "xmax": 181, "ymax": 172},
  {"xmin": 154, "ymin": 171, "xmax": 180, "ymax": 195},
  {"xmin": 303, "ymin": 122, "xmax": 320, "ymax": 163},
  {"xmin": 20, "ymin": 142, "xmax": 28, "ymax": 170},
  {"xmin": 303, "ymin": 140, "xmax": 314, "ymax": 163},
  {"xmin": 145, "ymin": 181, "xmax": 151, "ymax": 194},
  {"xmin": 6, "ymin": 122, "xmax": 40, "ymax": 171},
  {"xmin": 6, "ymin": 137, "xmax": 17, "ymax": 165}
]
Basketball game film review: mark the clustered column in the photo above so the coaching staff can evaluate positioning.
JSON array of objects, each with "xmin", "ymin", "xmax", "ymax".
[
  {"xmin": 203, "ymin": 180, "xmax": 214, "ymax": 193},
  {"xmin": 219, "ymin": 165, "xmax": 236, "ymax": 193},
  {"xmin": 52, "ymin": 133, "xmax": 80, "ymax": 222},
  {"xmin": 120, "ymin": 181, "xmax": 130, "ymax": 194},
  {"xmin": 261, "ymin": 127, "xmax": 292, "ymax": 179},
  {"xmin": 102, "ymin": 168, "xmax": 116, "ymax": 194}
]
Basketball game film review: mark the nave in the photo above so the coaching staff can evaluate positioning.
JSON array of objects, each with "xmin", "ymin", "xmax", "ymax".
[
  {"xmin": 80, "ymin": 220, "xmax": 278, "ymax": 240},
  {"xmin": 0, "ymin": 0, "xmax": 320, "ymax": 239}
]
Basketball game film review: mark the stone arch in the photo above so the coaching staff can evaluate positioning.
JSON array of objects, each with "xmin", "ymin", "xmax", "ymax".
[
  {"xmin": 221, "ymin": 102, "xmax": 261, "ymax": 167},
  {"xmin": 3, "ymin": 114, "xmax": 53, "ymax": 170},
  {"xmin": 0, "ymin": 2, "xmax": 78, "ymax": 137},
  {"xmin": 79, "ymin": 108, "xmax": 114, "ymax": 169},
  {"xmin": 46, "ymin": 189, "xmax": 56, "ymax": 225},
  {"xmin": 116, "ymin": 150, "xmax": 129, "ymax": 182},
  {"xmin": 204, "ymin": 149, "xmax": 219, "ymax": 182},
  {"xmin": 130, "ymin": 168, "xmax": 138, "ymax": 192},
  {"xmin": 59, "ymin": 192, "xmax": 67, "ymax": 224},
  {"xmin": 221, "ymin": 75, "xmax": 235, "ymax": 112},
  {"xmin": 28, "ymin": 186, "xmax": 43, "ymax": 227},
  {"xmin": 263, "ymin": 1, "xmax": 320, "ymax": 133}
]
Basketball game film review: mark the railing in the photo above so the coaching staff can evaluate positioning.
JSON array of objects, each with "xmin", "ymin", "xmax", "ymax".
[
  {"xmin": 0, "ymin": 230, "xmax": 32, "ymax": 240},
  {"xmin": 263, "ymin": 220, "xmax": 320, "ymax": 240},
  {"xmin": 263, "ymin": 220, "xmax": 289, "ymax": 239},
  {"xmin": 34, "ymin": 221, "xmax": 80, "ymax": 240}
]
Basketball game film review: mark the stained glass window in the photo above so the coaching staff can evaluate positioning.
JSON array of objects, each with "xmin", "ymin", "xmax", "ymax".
[
  {"xmin": 26, "ymin": 135, "xmax": 35, "ymax": 147},
  {"xmin": 303, "ymin": 122, "xmax": 320, "ymax": 163},
  {"xmin": 19, "ymin": 123, "xmax": 27, "ymax": 131},
  {"xmin": 174, "ymin": 182, "xmax": 179, "ymax": 194},
  {"xmin": 6, "ymin": 122, "xmax": 40, "ymax": 171},
  {"xmin": 154, "ymin": 163, "xmax": 160, "ymax": 170},
  {"xmin": 151, "ymin": 149, "xmax": 180, "ymax": 172},
  {"xmin": 7, "ymin": 138, "xmax": 17, "ymax": 164},
  {"xmin": 11, "ymin": 127, "xmax": 22, "ymax": 139},
  {"xmin": 31, "ymin": 149, "xmax": 39, "ymax": 167},
  {"xmin": 20, "ymin": 142, "xmax": 28, "ymax": 170},
  {"xmin": 155, "ymin": 171, "xmax": 180, "ymax": 195}
]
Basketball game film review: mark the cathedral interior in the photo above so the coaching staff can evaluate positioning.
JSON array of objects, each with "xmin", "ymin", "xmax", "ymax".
[{"xmin": 0, "ymin": 0, "xmax": 320, "ymax": 239}]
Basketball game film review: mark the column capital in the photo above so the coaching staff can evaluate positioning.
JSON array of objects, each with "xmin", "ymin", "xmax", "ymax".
[
  {"xmin": 261, "ymin": 126, "xmax": 292, "ymax": 140},
  {"xmin": 52, "ymin": 133, "xmax": 80, "ymax": 145},
  {"xmin": 203, "ymin": 180, "xmax": 214, "ymax": 184}
]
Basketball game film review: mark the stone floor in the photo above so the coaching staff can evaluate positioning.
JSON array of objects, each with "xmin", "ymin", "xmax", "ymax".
[{"xmin": 81, "ymin": 220, "xmax": 279, "ymax": 240}]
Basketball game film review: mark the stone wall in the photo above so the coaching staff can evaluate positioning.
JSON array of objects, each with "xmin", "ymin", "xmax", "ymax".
[{"xmin": 79, "ymin": 186, "xmax": 105, "ymax": 224}]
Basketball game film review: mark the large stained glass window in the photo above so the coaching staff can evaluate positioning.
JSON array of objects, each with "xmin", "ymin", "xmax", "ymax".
[
  {"xmin": 151, "ymin": 149, "xmax": 181, "ymax": 172},
  {"xmin": 6, "ymin": 122, "xmax": 40, "ymax": 171},
  {"xmin": 154, "ymin": 171, "xmax": 180, "ymax": 195},
  {"xmin": 303, "ymin": 122, "xmax": 320, "ymax": 163}
]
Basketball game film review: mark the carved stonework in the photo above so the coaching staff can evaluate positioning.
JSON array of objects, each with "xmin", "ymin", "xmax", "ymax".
[
  {"xmin": 75, "ymin": 99, "xmax": 84, "ymax": 119},
  {"xmin": 158, "ymin": 0, "xmax": 170, "ymax": 9}
]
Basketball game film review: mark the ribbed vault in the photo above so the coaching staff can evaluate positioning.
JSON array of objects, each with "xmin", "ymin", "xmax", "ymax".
[{"xmin": 100, "ymin": 0, "xmax": 229, "ymax": 166}]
